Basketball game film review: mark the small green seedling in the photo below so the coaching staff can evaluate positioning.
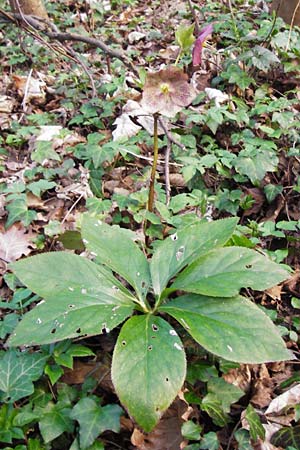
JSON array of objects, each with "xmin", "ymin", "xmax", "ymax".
[{"xmin": 9, "ymin": 216, "xmax": 292, "ymax": 431}]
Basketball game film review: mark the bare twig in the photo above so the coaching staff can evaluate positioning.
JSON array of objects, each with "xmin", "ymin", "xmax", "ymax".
[
  {"xmin": 0, "ymin": 8, "xmax": 139, "ymax": 77},
  {"xmin": 286, "ymin": 0, "xmax": 300, "ymax": 51},
  {"xmin": 158, "ymin": 117, "xmax": 186, "ymax": 151},
  {"xmin": 186, "ymin": 0, "xmax": 200, "ymax": 35},
  {"xmin": 21, "ymin": 68, "xmax": 33, "ymax": 111},
  {"xmin": 64, "ymin": 44, "xmax": 97, "ymax": 97},
  {"xmin": 164, "ymin": 139, "xmax": 171, "ymax": 206},
  {"xmin": 45, "ymin": 30, "xmax": 138, "ymax": 75}
]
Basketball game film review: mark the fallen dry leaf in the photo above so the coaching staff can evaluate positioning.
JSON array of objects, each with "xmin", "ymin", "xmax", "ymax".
[
  {"xmin": 12, "ymin": 74, "xmax": 46, "ymax": 104},
  {"xmin": 0, "ymin": 225, "xmax": 33, "ymax": 262},
  {"xmin": 0, "ymin": 95, "xmax": 15, "ymax": 113},
  {"xmin": 265, "ymin": 384, "xmax": 300, "ymax": 415},
  {"xmin": 254, "ymin": 423, "xmax": 282, "ymax": 450},
  {"xmin": 251, "ymin": 364, "xmax": 274, "ymax": 408},
  {"xmin": 112, "ymin": 113, "xmax": 142, "ymax": 141},
  {"xmin": 222, "ymin": 364, "xmax": 252, "ymax": 393},
  {"xmin": 131, "ymin": 398, "xmax": 192, "ymax": 450}
]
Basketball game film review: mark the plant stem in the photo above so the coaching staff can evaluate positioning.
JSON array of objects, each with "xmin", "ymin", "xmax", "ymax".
[
  {"xmin": 147, "ymin": 113, "xmax": 159, "ymax": 213},
  {"xmin": 174, "ymin": 49, "xmax": 182, "ymax": 66}
]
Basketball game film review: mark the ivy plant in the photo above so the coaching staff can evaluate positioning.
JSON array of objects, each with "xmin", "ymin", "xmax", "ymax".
[{"xmin": 9, "ymin": 216, "xmax": 293, "ymax": 431}]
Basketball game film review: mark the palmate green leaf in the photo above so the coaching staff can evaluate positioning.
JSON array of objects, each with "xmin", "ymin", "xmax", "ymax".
[
  {"xmin": 234, "ymin": 429, "xmax": 252, "ymax": 450},
  {"xmin": 199, "ymin": 432, "xmax": 219, "ymax": 450},
  {"xmin": 71, "ymin": 398, "xmax": 122, "ymax": 449},
  {"xmin": 207, "ymin": 378, "xmax": 244, "ymax": 413},
  {"xmin": 111, "ymin": 315, "xmax": 186, "ymax": 432},
  {"xmin": 171, "ymin": 246, "xmax": 289, "ymax": 297},
  {"xmin": 0, "ymin": 350, "xmax": 47, "ymax": 403},
  {"xmin": 234, "ymin": 149, "xmax": 278, "ymax": 183},
  {"xmin": 38, "ymin": 402, "xmax": 74, "ymax": 443},
  {"xmin": 159, "ymin": 295, "xmax": 292, "ymax": 363},
  {"xmin": 81, "ymin": 216, "xmax": 151, "ymax": 304},
  {"xmin": 9, "ymin": 253, "xmax": 135, "ymax": 346},
  {"xmin": 150, "ymin": 217, "xmax": 238, "ymax": 296},
  {"xmin": 6, "ymin": 200, "xmax": 37, "ymax": 228}
]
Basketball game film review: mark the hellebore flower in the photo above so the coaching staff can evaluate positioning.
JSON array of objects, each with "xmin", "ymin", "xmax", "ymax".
[
  {"xmin": 192, "ymin": 23, "xmax": 214, "ymax": 66},
  {"xmin": 140, "ymin": 66, "xmax": 196, "ymax": 118}
]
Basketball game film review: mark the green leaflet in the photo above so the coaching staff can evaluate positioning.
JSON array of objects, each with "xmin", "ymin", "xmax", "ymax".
[
  {"xmin": 170, "ymin": 246, "xmax": 289, "ymax": 297},
  {"xmin": 111, "ymin": 315, "xmax": 186, "ymax": 432},
  {"xmin": 150, "ymin": 217, "xmax": 238, "ymax": 296},
  {"xmin": 9, "ymin": 253, "xmax": 135, "ymax": 345},
  {"xmin": 159, "ymin": 295, "xmax": 292, "ymax": 363},
  {"xmin": 81, "ymin": 216, "xmax": 151, "ymax": 304}
]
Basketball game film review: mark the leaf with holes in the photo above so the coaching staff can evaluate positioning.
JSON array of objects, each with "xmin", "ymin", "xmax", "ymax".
[
  {"xmin": 111, "ymin": 315, "xmax": 186, "ymax": 432},
  {"xmin": 150, "ymin": 217, "xmax": 238, "ymax": 297},
  {"xmin": 0, "ymin": 349, "xmax": 47, "ymax": 403},
  {"xmin": 170, "ymin": 247, "xmax": 289, "ymax": 297},
  {"xmin": 9, "ymin": 253, "xmax": 135, "ymax": 346},
  {"xmin": 159, "ymin": 295, "xmax": 292, "ymax": 363},
  {"xmin": 81, "ymin": 216, "xmax": 151, "ymax": 304}
]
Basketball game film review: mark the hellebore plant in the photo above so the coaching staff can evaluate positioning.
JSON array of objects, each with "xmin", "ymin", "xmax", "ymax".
[
  {"xmin": 140, "ymin": 66, "xmax": 196, "ymax": 212},
  {"xmin": 9, "ymin": 215, "xmax": 292, "ymax": 432}
]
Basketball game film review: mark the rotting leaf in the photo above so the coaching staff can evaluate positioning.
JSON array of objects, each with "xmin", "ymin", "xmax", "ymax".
[{"xmin": 0, "ymin": 225, "xmax": 33, "ymax": 262}]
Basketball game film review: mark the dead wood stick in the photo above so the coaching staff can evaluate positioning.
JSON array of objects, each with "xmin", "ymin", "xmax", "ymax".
[{"xmin": 0, "ymin": 9, "xmax": 139, "ymax": 76}]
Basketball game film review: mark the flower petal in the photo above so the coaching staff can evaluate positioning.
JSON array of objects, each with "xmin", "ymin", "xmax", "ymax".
[
  {"xmin": 192, "ymin": 23, "xmax": 214, "ymax": 66},
  {"xmin": 141, "ymin": 66, "xmax": 197, "ymax": 117}
]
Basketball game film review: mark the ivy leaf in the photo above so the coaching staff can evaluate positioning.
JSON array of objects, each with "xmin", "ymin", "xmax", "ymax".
[
  {"xmin": 27, "ymin": 180, "xmax": 57, "ymax": 197},
  {"xmin": 234, "ymin": 149, "xmax": 278, "ymax": 182},
  {"xmin": 151, "ymin": 217, "xmax": 238, "ymax": 296},
  {"xmin": 70, "ymin": 439, "xmax": 105, "ymax": 450},
  {"xmin": 181, "ymin": 420, "xmax": 202, "ymax": 440},
  {"xmin": 111, "ymin": 315, "xmax": 186, "ymax": 432},
  {"xmin": 38, "ymin": 402, "xmax": 74, "ymax": 443},
  {"xmin": 245, "ymin": 404, "xmax": 265, "ymax": 442},
  {"xmin": 71, "ymin": 398, "xmax": 122, "ymax": 449},
  {"xmin": 207, "ymin": 378, "xmax": 244, "ymax": 412},
  {"xmin": 0, "ymin": 350, "xmax": 47, "ymax": 403},
  {"xmin": 251, "ymin": 46, "xmax": 280, "ymax": 71},
  {"xmin": 234, "ymin": 429, "xmax": 252, "ymax": 450},
  {"xmin": 264, "ymin": 184, "xmax": 283, "ymax": 203},
  {"xmin": 81, "ymin": 216, "xmax": 151, "ymax": 304},
  {"xmin": 159, "ymin": 295, "xmax": 292, "ymax": 363},
  {"xmin": 31, "ymin": 141, "xmax": 61, "ymax": 164},
  {"xmin": 170, "ymin": 246, "xmax": 289, "ymax": 297},
  {"xmin": 9, "ymin": 253, "xmax": 135, "ymax": 346},
  {"xmin": 199, "ymin": 432, "xmax": 220, "ymax": 450},
  {"xmin": 6, "ymin": 200, "xmax": 37, "ymax": 228},
  {"xmin": 223, "ymin": 65, "xmax": 254, "ymax": 90}
]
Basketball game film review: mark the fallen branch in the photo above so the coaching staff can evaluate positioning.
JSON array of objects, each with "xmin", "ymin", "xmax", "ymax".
[{"xmin": 0, "ymin": 8, "xmax": 139, "ymax": 77}]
